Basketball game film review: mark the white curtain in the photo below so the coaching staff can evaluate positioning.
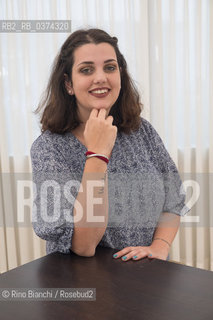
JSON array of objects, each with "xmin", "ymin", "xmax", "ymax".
[
  {"xmin": 0, "ymin": 0, "xmax": 212, "ymax": 272},
  {"xmin": 148, "ymin": 0, "xmax": 213, "ymax": 270}
]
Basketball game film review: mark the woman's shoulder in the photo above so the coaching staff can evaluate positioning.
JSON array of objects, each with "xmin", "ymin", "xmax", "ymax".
[
  {"xmin": 30, "ymin": 130, "xmax": 83, "ymax": 172},
  {"xmin": 126, "ymin": 117, "xmax": 160, "ymax": 142},
  {"xmin": 31, "ymin": 130, "xmax": 71, "ymax": 153},
  {"xmin": 117, "ymin": 117, "xmax": 160, "ymax": 147},
  {"xmin": 124, "ymin": 117, "xmax": 167, "ymax": 158},
  {"xmin": 139, "ymin": 117, "xmax": 159, "ymax": 136},
  {"xmin": 30, "ymin": 130, "xmax": 74, "ymax": 172}
]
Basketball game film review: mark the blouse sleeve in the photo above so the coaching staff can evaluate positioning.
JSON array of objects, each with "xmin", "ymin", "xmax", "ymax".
[
  {"xmin": 30, "ymin": 132, "xmax": 77, "ymax": 253},
  {"xmin": 141, "ymin": 118, "xmax": 189, "ymax": 216}
]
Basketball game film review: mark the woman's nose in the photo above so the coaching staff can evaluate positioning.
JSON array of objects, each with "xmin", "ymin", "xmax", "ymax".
[{"xmin": 93, "ymin": 70, "xmax": 107, "ymax": 84}]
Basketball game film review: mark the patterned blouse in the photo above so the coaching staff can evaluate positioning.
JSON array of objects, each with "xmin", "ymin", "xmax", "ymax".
[{"xmin": 30, "ymin": 118, "xmax": 189, "ymax": 254}]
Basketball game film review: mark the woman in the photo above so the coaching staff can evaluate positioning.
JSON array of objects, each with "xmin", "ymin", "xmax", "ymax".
[{"xmin": 31, "ymin": 28, "xmax": 189, "ymax": 262}]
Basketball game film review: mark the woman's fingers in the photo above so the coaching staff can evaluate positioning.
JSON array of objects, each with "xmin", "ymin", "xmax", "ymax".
[
  {"xmin": 84, "ymin": 108, "xmax": 117, "ymax": 157},
  {"xmin": 132, "ymin": 251, "xmax": 153, "ymax": 260},
  {"xmin": 113, "ymin": 246, "xmax": 153, "ymax": 261},
  {"xmin": 113, "ymin": 246, "xmax": 134, "ymax": 258},
  {"xmin": 89, "ymin": 108, "xmax": 106, "ymax": 119},
  {"xmin": 89, "ymin": 108, "xmax": 99, "ymax": 118},
  {"xmin": 97, "ymin": 108, "xmax": 107, "ymax": 120},
  {"xmin": 106, "ymin": 115, "xmax": 114, "ymax": 125},
  {"xmin": 89, "ymin": 108, "xmax": 112, "ymax": 121}
]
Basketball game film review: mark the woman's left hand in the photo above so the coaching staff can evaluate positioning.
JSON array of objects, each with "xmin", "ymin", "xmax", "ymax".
[{"xmin": 112, "ymin": 241, "xmax": 169, "ymax": 261}]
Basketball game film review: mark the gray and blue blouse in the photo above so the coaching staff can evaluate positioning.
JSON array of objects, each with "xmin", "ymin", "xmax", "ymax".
[{"xmin": 30, "ymin": 117, "xmax": 189, "ymax": 254}]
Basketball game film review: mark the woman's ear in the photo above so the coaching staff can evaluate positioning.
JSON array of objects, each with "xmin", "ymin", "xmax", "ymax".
[{"xmin": 64, "ymin": 73, "xmax": 74, "ymax": 95}]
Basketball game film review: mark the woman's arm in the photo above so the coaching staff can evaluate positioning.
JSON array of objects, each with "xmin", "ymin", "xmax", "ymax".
[
  {"xmin": 70, "ymin": 157, "xmax": 108, "ymax": 257},
  {"xmin": 31, "ymin": 109, "xmax": 116, "ymax": 255},
  {"xmin": 112, "ymin": 212, "xmax": 180, "ymax": 261},
  {"xmin": 71, "ymin": 109, "xmax": 117, "ymax": 257},
  {"xmin": 150, "ymin": 211, "xmax": 180, "ymax": 259}
]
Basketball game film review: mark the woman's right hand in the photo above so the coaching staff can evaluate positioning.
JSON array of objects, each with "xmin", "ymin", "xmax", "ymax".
[{"xmin": 84, "ymin": 108, "xmax": 117, "ymax": 158}]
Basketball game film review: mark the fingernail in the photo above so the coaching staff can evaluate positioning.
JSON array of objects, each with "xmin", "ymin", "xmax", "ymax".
[
  {"xmin": 122, "ymin": 256, "xmax": 127, "ymax": 260},
  {"xmin": 133, "ymin": 256, "xmax": 137, "ymax": 259},
  {"xmin": 113, "ymin": 254, "xmax": 118, "ymax": 258}
]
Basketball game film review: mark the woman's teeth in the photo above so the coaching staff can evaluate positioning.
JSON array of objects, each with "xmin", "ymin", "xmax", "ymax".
[{"xmin": 91, "ymin": 89, "xmax": 108, "ymax": 94}]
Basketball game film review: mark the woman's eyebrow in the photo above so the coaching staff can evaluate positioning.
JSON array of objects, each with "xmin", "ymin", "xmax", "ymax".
[{"xmin": 77, "ymin": 59, "xmax": 117, "ymax": 66}]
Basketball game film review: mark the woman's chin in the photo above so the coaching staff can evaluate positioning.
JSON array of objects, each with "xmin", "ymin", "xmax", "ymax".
[{"xmin": 91, "ymin": 104, "xmax": 112, "ymax": 111}]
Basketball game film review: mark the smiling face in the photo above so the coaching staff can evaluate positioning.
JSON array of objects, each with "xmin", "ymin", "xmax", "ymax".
[{"xmin": 68, "ymin": 42, "xmax": 121, "ymax": 122}]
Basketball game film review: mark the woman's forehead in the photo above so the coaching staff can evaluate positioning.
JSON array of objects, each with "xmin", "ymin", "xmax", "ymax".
[{"xmin": 73, "ymin": 43, "xmax": 117, "ymax": 65}]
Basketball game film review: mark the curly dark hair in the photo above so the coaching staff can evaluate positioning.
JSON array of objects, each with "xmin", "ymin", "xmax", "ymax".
[{"xmin": 35, "ymin": 28, "xmax": 143, "ymax": 134}]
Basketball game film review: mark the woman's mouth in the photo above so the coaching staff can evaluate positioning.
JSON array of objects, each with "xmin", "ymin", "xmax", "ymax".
[{"xmin": 89, "ymin": 88, "xmax": 110, "ymax": 98}]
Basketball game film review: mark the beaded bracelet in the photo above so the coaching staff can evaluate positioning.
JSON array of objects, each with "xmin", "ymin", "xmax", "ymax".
[{"xmin": 86, "ymin": 151, "xmax": 109, "ymax": 164}]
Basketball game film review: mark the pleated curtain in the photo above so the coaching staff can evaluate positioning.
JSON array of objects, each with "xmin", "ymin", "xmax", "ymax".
[{"xmin": 0, "ymin": 0, "xmax": 212, "ymax": 272}]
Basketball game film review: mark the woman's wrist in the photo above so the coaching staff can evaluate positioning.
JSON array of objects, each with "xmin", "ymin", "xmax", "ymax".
[
  {"xmin": 151, "ymin": 238, "xmax": 170, "ymax": 255},
  {"xmin": 86, "ymin": 151, "xmax": 109, "ymax": 164},
  {"xmin": 152, "ymin": 237, "xmax": 171, "ymax": 248},
  {"xmin": 84, "ymin": 156, "xmax": 108, "ymax": 173}
]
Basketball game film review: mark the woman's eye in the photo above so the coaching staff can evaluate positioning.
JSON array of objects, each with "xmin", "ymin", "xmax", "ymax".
[
  {"xmin": 80, "ymin": 67, "xmax": 93, "ymax": 74},
  {"xmin": 105, "ymin": 65, "xmax": 117, "ymax": 71},
  {"xmin": 80, "ymin": 65, "xmax": 117, "ymax": 74}
]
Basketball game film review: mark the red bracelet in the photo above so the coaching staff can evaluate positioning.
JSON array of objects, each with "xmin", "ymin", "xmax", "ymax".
[{"xmin": 85, "ymin": 151, "xmax": 109, "ymax": 164}]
